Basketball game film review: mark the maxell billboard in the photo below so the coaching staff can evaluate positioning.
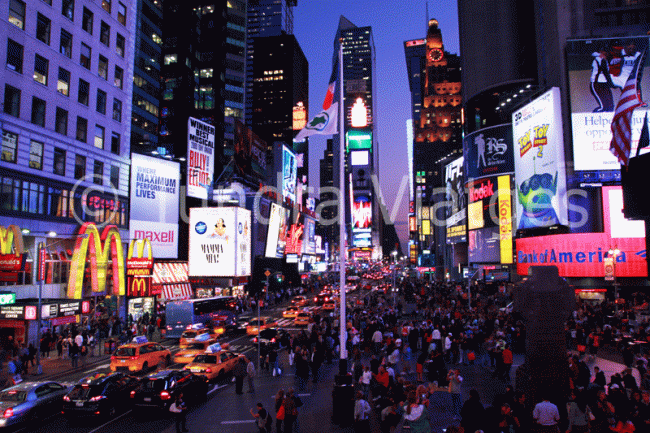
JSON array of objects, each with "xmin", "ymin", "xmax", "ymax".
[
  {"xmin": 188, "ymin": 207, "xmax": 251, "ymax": 277},
  {"xmin": 512, "ymin": 87, "xmax": 568, "ymax": 231},
  {"xmin": 445, "ymin": 156, "xmax": 466, "ymax": 244},
  {"xmin": 187, "ymin": 117, "xmax": 215, "ymax": 200},
  {"xmin": 566, "ymin": 36, "xmax": 650, "ymax": 171},
  {"xmin": 129, "ymin": 153, "xmax": 180, "ymax": 258}
]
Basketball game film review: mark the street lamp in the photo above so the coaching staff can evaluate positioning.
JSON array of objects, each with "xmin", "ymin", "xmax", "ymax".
[
  {"xmin": 608, "ymin": 248, "xmax": 621, "ymax": 314},
  {"xmin": 391, "ymin": 251, "xmax": 397, "ymax": 306}
]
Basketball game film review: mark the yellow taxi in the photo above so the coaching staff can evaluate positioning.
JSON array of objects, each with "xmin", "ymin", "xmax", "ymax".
[
  {"xmin": 291, "ymin": 296, "xmax": 309, "ymax": 307},
  {"xmin": 183, "ymin": 343, "xmax": 242, "ymax": 382},
  {"xmin": 179, "ymin": 325, "xmax": 219, "ymax": 348},
  {"xmin": 109, "ymin": 336, "xmax": 172, "ymax": 373},
  {"xmin": 282, "ymin": 306, "xmax": 301, "ymax": 319},
  {"xmin": 173, "ymin": 334, "xmax": 219, "ymax": 364},
  {"xmin": 294, "ymin": 311, "xmax": 311, "ymax": 326},
  {"xmin": 246, "ymin": 316, "xmax": 277, "ymax": 335},
  {"xmin": 322, "ymin": 300, "xmax": 336, "ymax": 312}
]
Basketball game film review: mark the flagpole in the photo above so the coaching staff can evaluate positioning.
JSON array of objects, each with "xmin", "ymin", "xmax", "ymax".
[{"xmin": 337, "ymin": 40, "xmax": 347, "ymax": 373}]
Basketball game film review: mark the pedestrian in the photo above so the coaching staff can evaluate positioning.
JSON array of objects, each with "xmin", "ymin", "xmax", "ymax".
[
  {"xmin": 87, "ymin": 333, "xmax": 95, "ymax": 357},
  {"xmin": 27, "ymin": 343, "xmax": 36, "ymax": 368},
  {"xmin": 233, "ymin": 356, "xmax": 247, "ymax": 395},
  {"xmin": 169, "ymin": 393, "xmax": 188, "ymax": 433},
  {"xmin": 359, "ymin": 365, "xmax": 372, "ymax": 400},
  {"xmin": 501, "ymin": 344, "xmax": 513, "ymax": 382},
  {"xmin": 402, "ymin": 390, "xmax": 431, "ymax": 433},
  {"xmin": 247, "ymin": 356, "xmax": 256, "ymax": 393},
  {"xmin": 460, "ymin": 389, "xmax": 485, "ymax": 433},
  {"xmin": 69, "ymin": 341, "xmax": 80, "ymax": 368},
  {"xmin": 250, "ymin": 402, "xmax": 272, "ymax": 433},
  {"xmin": 80, "ymin": 343, "xmax": 88, "ymax": 367},
  {"xmin": 282, "ymin": 388, "xmax": 300, "ymax": 433},
  {"xmin": 447, "ymin": 369, "xmax": 463, "ymax": 417},
  {"xmin": 566, "ymin": 390, "xmax": 591, "ymax": 433},
  {"xmin": 353, "ymin": 390, "xmax": 372, "ymax": 433},
  {"xmin": 274, "ymin": 389, "xmax": 285, "ymax": 433},
  {"xmin": 56, "ymin": 335, "xmax": 63, "ymax": 359},
  {"xmin": 532, "ymin": 394, "xmax": 560, "ymax": 433},
  {"xmin": 269, "ymin": 346, "xmax": 281, "ymax": 377}
]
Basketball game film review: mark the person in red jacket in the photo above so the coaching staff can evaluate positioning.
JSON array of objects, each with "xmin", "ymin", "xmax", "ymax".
[{"xmin": 501, "ymin": 345, "xmax": 513, "ymax": 382}]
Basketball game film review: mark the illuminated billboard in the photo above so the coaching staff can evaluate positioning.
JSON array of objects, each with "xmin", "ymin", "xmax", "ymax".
[
  {"xmin": 445, "ymin": 156, "xmax": 467, "ymax": 244},
  {"xmin": 566, "ymin": 36, "xmax": 650, "ymax": 171},
  {"xmin": 351, "ymin": 150, "xmax": 369, "ymax": 166},
  {"xmin": 303, "ymin": 217, "xmax": 316, "ymax": 255},
  {"xmin": 265, "ymin": 203, "xmax": 289, "ymax": 259},
  {"xmin": 129, "ymin": 153, "xmax": 180, "ymax": 258},
  {"xmin": 468, "ymin": 227, "xmax": 500, "ymax": 263},
  {"xmin": 512, "ymin": 87, "xmax": 568, "ymax": 230},
  {"xmin": 285, "ymin": 213, "xmax": 304, "ymax": 255},
  {"xmin": 188, "ymin": 207, "xmax": 251, "ymax": 277},
  {"xmin": 293, "ymin": 102, "xmax": 307, "ymax": 131},
  {"xmin": 463, "ymin": 124, "xmax": 514, "ymax": 181},
  {"xmin": 282, "ymin": 145, "xmax": 297, "ymax": 203},
  {"xmin": 187, "ymin": 117, "xmax": 215, "ymax": 199},
  {"xmin": 352, "ymin": 195, "xmax": 372, "ymax": 229},
  {"xmin": 346, "ymin": 130, "xmax": 372, "ymax": 150}
]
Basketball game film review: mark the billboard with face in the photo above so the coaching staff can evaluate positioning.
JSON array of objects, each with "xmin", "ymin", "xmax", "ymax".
[
  {"xmin": 463, "ymin": 124, "xmax": 514, "ymax": 181},
  {"xmin": 445, "ymin": 156, "xmax": 467, "ymax": 244},
  {"xmin": 512, "ymin": 87, "xmax": 568, "ymax": 230},
  {"xmin": 189, "ymin": 207, "xmax": 251, "ymax": 277},
  {"xmin": 265, "ymin": 203, "xmax": 289, "ymax": 259},
  {"xmin": 282, "ymin": 146, "xmax": 297, "ymax": 203},
  {"xmin": 566, "ymin": 36, "xmax": 650, "ymax": 171}
]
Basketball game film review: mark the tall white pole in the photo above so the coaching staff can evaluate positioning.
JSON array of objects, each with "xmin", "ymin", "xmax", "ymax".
[{"xmin": 338, "ymin": 42, "xmax": 347, "ymax": 366}]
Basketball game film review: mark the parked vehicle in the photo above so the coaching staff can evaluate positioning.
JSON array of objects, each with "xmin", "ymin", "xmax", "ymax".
[
  {"xmin": 62, "ymin": 372, "xmax": 139, "ymax": 420},
  {"xmin": 129, "ymin": 370, "xmax": 208, "ymax": 411},
  {"xmin": 0, "ymin": 381, "xmax": 72, "ymax": 429}
]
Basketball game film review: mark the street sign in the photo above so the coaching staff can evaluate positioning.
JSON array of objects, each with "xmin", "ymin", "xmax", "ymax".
[{"xmin": 264, "ymin": 270, "xmax": 271, "ymax": 277}]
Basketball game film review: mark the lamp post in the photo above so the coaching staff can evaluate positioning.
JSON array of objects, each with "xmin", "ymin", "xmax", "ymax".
[
  {"xmin": 391, "ymin": 251, "xmax": 397, "ymax": 306},
  {"xmin": 608, "ymin": 248, "xmax": 621, "ymax": 315}
]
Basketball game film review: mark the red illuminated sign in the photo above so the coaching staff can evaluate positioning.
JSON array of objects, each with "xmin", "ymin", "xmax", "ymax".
[
  {"xmin": 82, "ymin": 301, "xmax": 90, "ymax": 314},
  {"xmin": 25, "ymin": 306, "xmax": 37, "ymax": 320}
]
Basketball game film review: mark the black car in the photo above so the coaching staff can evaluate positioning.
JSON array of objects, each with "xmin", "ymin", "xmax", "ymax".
[
  {"xmin": 62, "ymin": 372, "xmax": 139, "ymax": 420},
  {"xmin": 251, "ymin": 327, "xmax": 291, "ymax": 350},
  {"xmin": 129, "ymin": 369, "xmax": 208, "ymax": 411},
  {"xmin": 233, "ymin": 315, "xmax": 253, "ymax": 333}
]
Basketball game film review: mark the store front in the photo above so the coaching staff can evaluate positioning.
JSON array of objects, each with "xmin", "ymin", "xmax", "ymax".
[{"xmin": 127, "ymin": 297, "xmax": 156, "ymax": 322}]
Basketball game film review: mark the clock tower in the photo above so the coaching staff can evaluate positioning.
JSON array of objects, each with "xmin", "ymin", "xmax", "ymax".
[{"xmin": 426, "ymin": 19, "xmax": 446, "ymax": 67}]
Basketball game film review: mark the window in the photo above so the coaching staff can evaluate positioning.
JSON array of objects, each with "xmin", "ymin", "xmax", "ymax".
[
  {"xmin": 74, "ymin": 154, "xmax": 86, "ymax": 179},
  {"xmin": 31, "ymin": 97, "xmax": 46, "ymax": 127},
  {"xmin": 94, "ymin": 125, "xmax": 105, "ymax": 149},
  {"xmin": 82, "ymin": 7, "xmax": 93, "ymax": 34},
  {"xmin": 33, "ymin": 55, "xmax": 48, "ymax": 85},
  {"xmin": 80, "ymin": 43, "xmax": 91, "ymax": 69},
  {"xmin": 1, "ymin": 131, "xmax": 18, "ymax": 163},
  {"xmin": 96, "ymin": 89, "xmax": 107, "ymax": 114},
  {"xmin": 6, "ymin": 39, "xmax": 23, "ymax": 73},
  {"xmin": 117, "ymin": 2, "xmax": 126, "ymax": 25},
  {"xmin": 94, "ymin": 160, "xmax": 104, "ymax": 184},
  {"xmin": 4, "ymin": 85, "xmax": 20, "ymax": 117},
  {"xmin": 98, "ymin": 55, "xmax": 108, "ymax": 80},
  {"xmin": 164, "ymin": 54, "xmax": 177, "ymax": 65},
  {"xmin": 60, "ymin": 29, "xmax": 72, "ymax": 58},
  {"xmin": 114, "ymin": 66, "xmax": 123, "ymax": 89},
  {"xmin": 111, "ymin": 132, "xmax": 120, "ymax": 154},
  {"xmin": 102, "ymin": 0, "xmax": 111, "ymax": 13},
  {"xmin": 76, "ymin": 116, "xmax": 87, "ymax": 142},
  {"xmin": 57, "ymin": 68, "xmax": 70, "ymax": 96},
  {"xmin": 112, "ymin": 98, "xmax": 122, "ymax": 121},
  {"xmin": 61, "ymin": 0, "xmax": 74, "ymax": 20},
  {"xmin": 41, "ymin": 0, "xmax": 52, "ymax": 4},
  {"xmin": 36, "ymin": 13, "xmax": 51, "ymax": 45},
  {"xmin": 78, "ymin": 79, "xmax": 89, "ymax": 105},
  {"xmin": 116, "ymin": 33, "xmax": 125, "ymax": 57},
  {"xmin": 100, "ymin": 21, "xmax": 110, "ymax": 46},
  {"xmin": 29, "ymin": 140, "xmax": 44, "ymax": 170},
  {"xmin": 110, "ymin": 165, "xmax": 119, "ymax": 189},
  {"xmin": 53, "ymin": 148, "xmax": 66, "ymax": 175},
  {"xmin": 55, "ymin": 107, "xmax": 68, "ymax": 135},
  {"xmin": 9, "ymin": 0, "xmax": 25, "ymax": 29}
]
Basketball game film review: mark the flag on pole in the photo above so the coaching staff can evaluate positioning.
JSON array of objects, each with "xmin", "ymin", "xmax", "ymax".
[
  {"xmin": 636, "ymin": 112, "xmax": 650, "ymax": 157},
  {"xmin": 295, "ymin": 41, "xmax": 340, "ymax": 141},
  {"xmin": 610, "ymin": 52, "xmax": 646, "ymax": 166}
]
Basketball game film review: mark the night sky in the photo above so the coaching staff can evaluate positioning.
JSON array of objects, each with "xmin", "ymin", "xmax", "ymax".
[{"xmin": 293, "ymin": 0, "xmax": 460, "ymax": 252}]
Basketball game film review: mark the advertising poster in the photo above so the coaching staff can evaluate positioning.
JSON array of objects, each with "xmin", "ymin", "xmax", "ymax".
[
  {"xmin": 282, "ymin": 146, "xmax": 297, "ymax": 203},
  {"xmin": 189, "ymin": 207, "xmax": 251, "ymax": 277},
  {"xmin": 187, "ymin": 117, "xmax": 215, "ymax": 199},
  {"xmin": 468, "ymin": 227, "xmax": 500, "ymax": 264},
  {"xmin": 129, "ymin": 154, "xmax": 180, "ymax": 258},
  {"xmin": 352, "ymin": 195, "xmax": 372, "ymax": 229},
  {"xmin": 512, "ymin": 87, "xmax": 568, "ymax": 231},
  {"xmin": 265, "ymin": 203, "xmax": 289, "ymax": 258},
  {"xmin": 445, "ymin": 156, "xmax": 467, "ymax": 244},
  {"xmin": 285, "ymin": 213, "xmax": 305, "ymax": 255},
  {"xmin": 566, "ymin": 36, "xmax": 650, "ymax": 171},
  {"xmin": 467, "ymin": 176, "xmax": 499, "ymax": 230},
  {"xmin": 463, "ymin": 124, "xmax": 514, "ymax": 181},
  {"xmin": 303, "ymin": 218, "xmax": 316, "ymax": 255}
]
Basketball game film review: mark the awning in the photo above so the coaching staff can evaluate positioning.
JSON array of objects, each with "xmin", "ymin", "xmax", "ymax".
[
  {"xmin": 152, "ymin": 262, "xmax": 189, "ymax": 285},
  {"xmin": 158, "ymin": 283, "xmax": 193, "ymax": 301}
]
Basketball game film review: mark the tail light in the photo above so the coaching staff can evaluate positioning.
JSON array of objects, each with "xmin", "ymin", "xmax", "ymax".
[
  {"xmin": 253, "ymin": 337, "xmax": 258, "ymax": 343},
  {"xmin": 110, "ymin": 356, "xmax": 116, "ymax": 361},
  {"xmin": 160, "ymin": 391, "xmax": 171, "ymax": 400},
  {"xmin": 3, "ymin": 408, "xmax": 13, "ymax": 418},
  {"xmin": 130, "ymin": 391, "xmax": 136, "ymax": 398},
  {"xmin": 63, "ymin": 395, "xmax": 71, "ymax": 402},
  {"xmin": 89, "ymin": 395, "xmax": 104, "ymax": 402},
  {"xmin": 130, "ymin": 356, "xmax": 139, "ymax": 360},
  {"xmin": 205, "ymin": 368, "xmax": 212, "ymax": 373},
  {"xmin": 271, "ymin": 338, "xmax": 276, "ymax": 343}
]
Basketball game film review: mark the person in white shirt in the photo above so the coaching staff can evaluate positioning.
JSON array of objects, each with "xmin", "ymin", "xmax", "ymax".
[
  {"xmin": 372, "ymin": 329, "xmax": 383, "ymax": 355},
  {"xmin": 74, "ymin": 333, "xmax": 83, "ymax": 348},
  {"xmin": 359, "ymin": 365, "xmax": 372, "ymax": 400},
  {"xmin": 169, "ymin": 393, "xmax": 188, "ymax": 433},
  {"xmin": 353, "ymin": 391, "xmax": 371, "ymax": 433},
  {"xmin": 532, "ymin": 396, "xmax": 560, "ymax": 433}
]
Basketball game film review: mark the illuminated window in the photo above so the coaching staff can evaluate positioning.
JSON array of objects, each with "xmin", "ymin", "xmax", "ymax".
[
  {"xmin": 9, "ymin": 0, "xmax": 25, "ymax": 29},
  {"xmin": 29, "ymin": 140, "xmax": 43, "ymax": 170},
  {"xmin": 94, "ymin": 125, "xmax": 105, "ymax": 149},
  {"xmin": 117, "ymin": 2, "xmax": 126, "ymax": 25},
  {"xmin": 164, "ymin": 54, "xmax": 177, "ymax": 65},
  {"xmin": 33, "ymin": 55, "xmax": 48, "ymax": 85},
  {"xmin": 200, "ymin": 68, "xmax": 213, "ymax": 78}
]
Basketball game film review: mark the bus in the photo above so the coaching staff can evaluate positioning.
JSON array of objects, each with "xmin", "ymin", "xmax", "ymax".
[{"xmin": 165, "ymin": 296, "xmax": 237, "ymax": 339}]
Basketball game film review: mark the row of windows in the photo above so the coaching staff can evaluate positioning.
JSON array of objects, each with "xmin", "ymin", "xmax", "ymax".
[
  {"xmin": 6, "ymin": 38, "xmax": 124, "ymax": 90},
  {"xmin": 2, "ymin": 129, "xmax": 121, "ymax": 189},
  {"xmin": 0, "ymin": 172, "xmax": 128, "ymax": 228},
  {"xmin": 3, "ymin": 85, "xmax": 122, "ymax": 154},
  {"xmin": 10, "ymin": 0, "xmax": 125, "ymax": 27}
]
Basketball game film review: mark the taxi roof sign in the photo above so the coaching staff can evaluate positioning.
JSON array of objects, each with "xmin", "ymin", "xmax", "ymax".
[
  {"xmin": 194, "ymin": 333, "xmax": 211, "ymax": 342},
  {"xmin": 132, "ymin": 336, "xmax": 148, "ymax": 344},
  {"xmin": 206, "ymin": 343, "xmax": 222, "ymax": 353}
]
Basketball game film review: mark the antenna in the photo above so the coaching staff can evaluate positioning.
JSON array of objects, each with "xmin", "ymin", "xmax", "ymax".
[{"xmin": 426, "ymin": 0, "xmax": 429, "ymax": 32}]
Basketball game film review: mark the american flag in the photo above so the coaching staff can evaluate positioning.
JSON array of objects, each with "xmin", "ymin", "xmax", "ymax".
[{"xmin": 610, "ymin": 52, "xmax": 646, "ymax": 166}]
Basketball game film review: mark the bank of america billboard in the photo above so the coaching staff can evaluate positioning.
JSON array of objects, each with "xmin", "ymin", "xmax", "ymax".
[
  {"xmin": 566, "ymin": 36, "xmax": 650, "ymax": 171},
  {"xmin": 129, "ymin": 154, "xmax": 180, "ymax": 258}
]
